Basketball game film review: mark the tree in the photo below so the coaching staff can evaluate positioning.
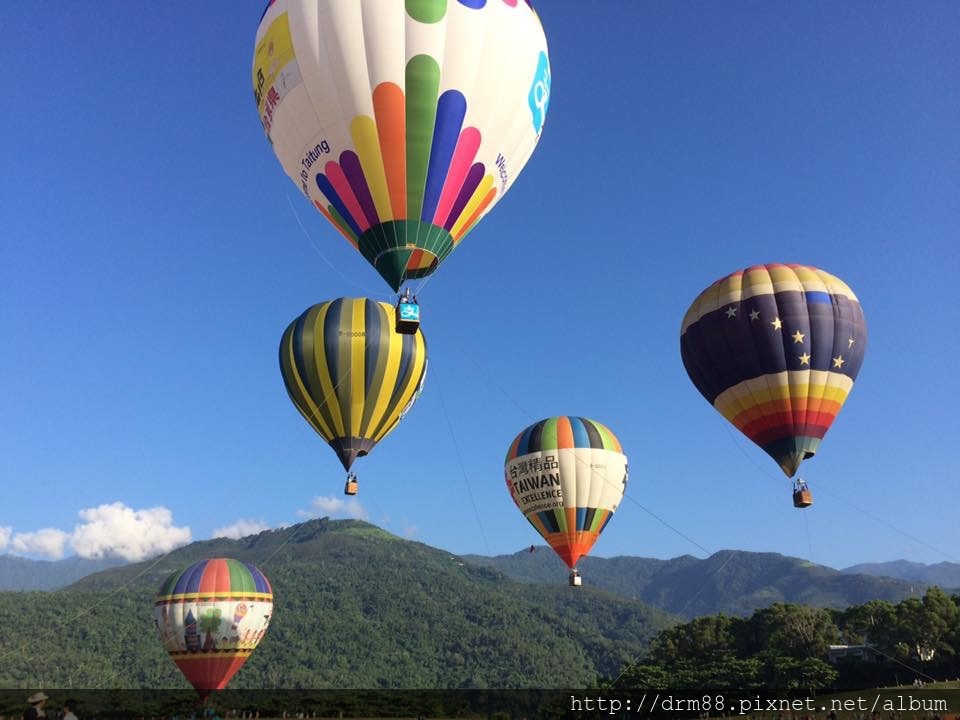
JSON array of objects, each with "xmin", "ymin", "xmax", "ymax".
[
  {"xmin": 896, "ymin": 587, "xmax": 960, "ymax": 661},
  {"xmin": 839, "ymin": 599, "xmax": 898, "ymax": 648},
  {"xmin": 649, "ymin": 614, "xmax": 736, "ymax": 663},
  {"xmin": 618, "ymin": 662, "xmax": 672, "ymax": 689},
  {"xmin": 748, "ymin": 603, "xmax": 841, "ymax": 659},
  {"xmin": 798, "ymin": 657, "xmax": 839, "ymax": 690}
]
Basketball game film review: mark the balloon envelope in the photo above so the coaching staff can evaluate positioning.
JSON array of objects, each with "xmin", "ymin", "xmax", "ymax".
[
  {"xmin": 504, "ymin": 416, "xmax": 628, "ymax": 569},
  {"xmin": 253, "ymin": 0, "xmax": 551, "ymax": 290},
  {"xmin": 680, "ymin": 263, "xmax": 867, "ymax": 477},
  {"xmin": 155, "ymin": 558, "xmax": 273, "ymax": 700},
  {"xmin": 279, "ymin": 297, "xmax": 428, "ymax": 471}
]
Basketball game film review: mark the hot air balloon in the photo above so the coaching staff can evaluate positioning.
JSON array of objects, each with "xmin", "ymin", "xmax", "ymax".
[
  {"xmin": 252, "ymin": 0, "xmax": 551, "ymax": 293},
  {"xmin": 155, "ymin": 559, "xmax": 273, "ymax": 701},
  {"xmin": 504, "ymin": 416, "xmax": 628, "ymax": 586},
  {"xmin": 279, "ymin": 297, "xmax": 428, "ymax": 495},
  {"xmin": 680, "ymin": 263, "xmax": 867, "ymax": 507}
]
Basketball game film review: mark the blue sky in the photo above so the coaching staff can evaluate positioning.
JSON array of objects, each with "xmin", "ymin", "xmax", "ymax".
[{"xmin": 2, "ymin": 1, "xmax": 958, "ymax": 571}]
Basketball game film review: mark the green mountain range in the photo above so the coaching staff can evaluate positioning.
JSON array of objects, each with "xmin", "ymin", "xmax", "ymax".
[
  {"xmin": 0, "ymin": 519, "xmax": 672, "ymax": 690},
  {"xmin": 2, "ymin": 519, "xmax": 955, "ymax": 691},
  {"xmin": 462, "ymin": 547, "xmax": 943, "ymax": 618},
  {"xmin": 842, "ymin": 560, "xmax": 960, "ymax": 588}
]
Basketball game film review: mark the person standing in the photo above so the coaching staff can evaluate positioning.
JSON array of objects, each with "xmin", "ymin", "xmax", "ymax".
[
  {"xmin": 62, "ymin": 700, "xmax": 78, "ymax": 720},
  {"xmin": 23, "ymin": 693, "xmax": 48, "ymax": 720}
]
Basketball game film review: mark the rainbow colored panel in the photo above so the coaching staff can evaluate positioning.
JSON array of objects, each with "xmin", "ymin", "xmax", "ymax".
[
  {"xmin": 156, "ymin": 558, "xmax": 272, "ymax": 600},
  {"xmin": 526, "ymin": 507, "xmax": 612, "ymax": 568},
  {"xmin": 680, "ymin": 264, "xmax": 868, "ymax": 477},
  {"xmin": 505, "ymin": 416, "xmax": 622, "ymax": 463},
  {"xmin": 311, "ymin": 74, "xmax": 495, "ymax": 290}
]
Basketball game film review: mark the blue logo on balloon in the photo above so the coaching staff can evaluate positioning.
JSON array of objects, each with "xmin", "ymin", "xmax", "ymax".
[
  {"xmin": 528, "ymin": 51, "xmax": 551, "ymax": 135},
  {"xmin": 399, "ymin": 303, "xmax": 420, "ymax": 321}
]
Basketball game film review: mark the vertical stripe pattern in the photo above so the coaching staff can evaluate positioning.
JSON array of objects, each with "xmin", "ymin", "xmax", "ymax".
[
  {"xmin": 279, "ymin": 297, "xmax": 428, "ymax": 471},
  {"xmin": 504, "ymin": 417, "xmax": 628, "ymax": 569}
]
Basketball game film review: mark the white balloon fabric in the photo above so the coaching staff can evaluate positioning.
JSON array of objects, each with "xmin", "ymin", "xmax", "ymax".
[
  {"xmin": 253, "ymin": 0, "xmax": 551, "ymax": 290},
  {"xmin": 504, "ymin": 417, "xmax": 628, "ymax": 570},
  {"xmin": 155, "ymin": 559, "xmax": 274, "ymax": 699}
]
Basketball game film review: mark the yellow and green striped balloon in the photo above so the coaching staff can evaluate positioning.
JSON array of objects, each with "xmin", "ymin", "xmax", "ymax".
[{"xmin": 279, "ymin": 298, "xmax": 428, "ymax": 472}]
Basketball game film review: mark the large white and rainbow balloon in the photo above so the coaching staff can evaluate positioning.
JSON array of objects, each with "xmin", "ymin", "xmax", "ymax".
[{"xmin": 253, "ymin": 0, "xmax": 551, "ymax": 290}]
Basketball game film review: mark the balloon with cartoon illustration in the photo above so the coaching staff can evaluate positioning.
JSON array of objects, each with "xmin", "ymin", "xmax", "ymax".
[{"xmin": 155, "ymin": 558, "xmax": 274, "ymax": 701}]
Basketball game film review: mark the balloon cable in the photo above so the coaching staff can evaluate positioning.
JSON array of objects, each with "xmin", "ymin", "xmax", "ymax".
[
  {"xmin": 285, "ymin": 195, "xmax": 390, "ymax": 299},
  {"xmin": 0, "ymin": 545, "xmax": 185, "ymax": 684},
  {"xmin": 434, "ymin": 362, "xmax": 492, "ymax": 557},
  {"xmin": 447, "ymin": 335, "xmax": 536, "ymax": 423},
  {"xmin": 441, "ymin": 333, "xmax": 717, "ymax": 560},
  {"xmin": 2, "ymin": 311, "xmax": 391, "ymax": 686},
  {"xmin": 591, "ymin": 487, "xmax": 937, "ymax": 697},
  {"xmin": 802, "ymin": 507, "xmax": 815, "ymax": 563},
  {"xmin": 618, "ymin": 491, "xmax": 713, "ymax": 557},
  {"xmin": 723, "ymin": 422, "xmax": 793, "ymax": 488},
  {"xmin": 77, "ymin": 516, "xmax": 328, "ymax": 691},
  {"xmin": 816, "ymin": 485, "xmax": 958, "ymax": 563},
  {"xmin": 579, "ymin": 454, "xmax": 745, "ymax": 615},
  {"xmin": 586, "ymin": 549, "xmax": 740, "ymax": 707},
  {"xmin": 722, "ymin": 423, "xmax": 958, "ymax": 562}
]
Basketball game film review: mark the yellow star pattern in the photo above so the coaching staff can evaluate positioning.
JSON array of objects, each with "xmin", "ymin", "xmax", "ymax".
[
  {"xmin": 792, "ymin": 330, "xmax": 805, "ymax": 344},
  {"xmin": 832, "ymin": 355, "xmax": 845, "ymax": 369},
  {"xmin": 771, "ymin": 317, "xmax": 783, "ymax": 330},
  {"xmin": 799, "ymin": 352, "xmax": 811, "ymax": 366}
]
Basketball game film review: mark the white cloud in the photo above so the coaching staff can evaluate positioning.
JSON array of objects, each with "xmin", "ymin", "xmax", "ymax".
[
  {"xmin": 402, "ymin": 525, "xmax": 419, "ymax": 539},
  {"xmin": 298, "ymin": 495, "xmax": 368, "ymax": 521},
  {"xmin": 11, "ymin": 528, "xmax": 70, "ymax": 559},
  {"xmin": 70, "ymin": 502, "xmax": 191, "ymax": 561},
  {"xmin": 0, "ymin": 526, "xmax": 11, "ymax": 551},
  {"xmin": 212, "ymin": 519, "xmax": 270, "ymax": 540}
]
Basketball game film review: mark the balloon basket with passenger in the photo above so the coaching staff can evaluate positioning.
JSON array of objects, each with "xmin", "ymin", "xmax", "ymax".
[
  {"xmin": 395, "ymin": 289, "xmax": 420, "ymax": 335},
  {"xmin": 568, "ymin": 569, "xmax": 582, "ymax": 587},
  {"xmin": 344, "ymin": 472, "xmax": 359, "ymax": 496},
  {"xmin": 792, "ymin": 479, "xmax": 813, "ymax": 508}
]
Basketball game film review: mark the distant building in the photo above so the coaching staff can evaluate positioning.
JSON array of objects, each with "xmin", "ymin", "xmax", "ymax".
[{"xmin": 827, "ymin": 644, "xmax": 880, "ymax": 663}]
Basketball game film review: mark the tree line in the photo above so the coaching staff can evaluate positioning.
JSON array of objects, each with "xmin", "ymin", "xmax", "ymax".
[{"xmin": 613, "ymin": 587, "xmax": 960, "ymax": 690}]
